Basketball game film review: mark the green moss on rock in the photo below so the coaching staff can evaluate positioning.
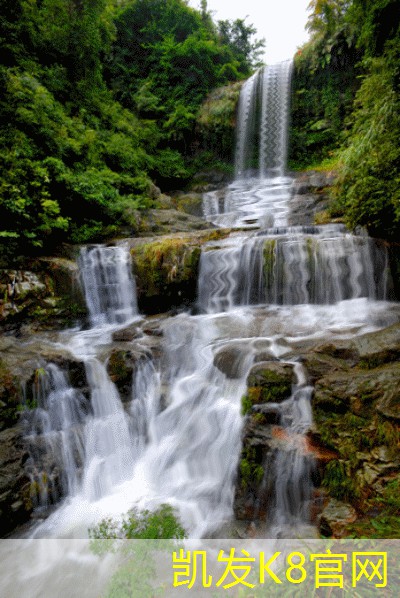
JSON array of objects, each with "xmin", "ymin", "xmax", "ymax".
[{"xmin": 130, "ymin": 230, "xmax": 229, "ymax": 314}]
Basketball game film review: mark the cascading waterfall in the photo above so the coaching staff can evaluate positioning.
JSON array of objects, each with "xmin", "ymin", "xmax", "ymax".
[
  {"xmin": 21, "ymin": 62, "xmax": 398, "ymax": 543},
  {"xmin": 198, "ymin": 226, "xmax": 391, "ymax": 313}
]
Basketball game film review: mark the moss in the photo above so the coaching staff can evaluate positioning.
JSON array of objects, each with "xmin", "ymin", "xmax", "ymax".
[
  {"xmin": 248, "ymin": 369, "xmax": 292, "ymax": 402},
  {"xmin": 241, "ymin": 387, "xmax": 263, "ymax": 415},
  {"xmin": 252, "ymin": 412, "xmax": 267, "ymax": 425},
  {"xmin": 131, "ymin": 237, "xmax": 199, "ymax": 296},
  {"xmin": 322, "ymin": 460, "xmax": 359, "ymax": 501},
  {"xmin": 130, "ymin": 230, "xmax": 230, "ymax": 312},
  {"xmin": 107, "ymin": 351, "xmax": 133, "ymax": 388},
  {"xmin": 348, "ymin": 479, "xmax": 400, "ymax": 538},
  {"xmin": 315, "ymin": 401, "xmax": 400, "ymax": 511},
  {"xmin": 239, "ymin": 447, "xmax": 264, "ymax": 490},
  {"xmin": 263, "ymin": 240, "xmax": 276, "ymax": 287}
]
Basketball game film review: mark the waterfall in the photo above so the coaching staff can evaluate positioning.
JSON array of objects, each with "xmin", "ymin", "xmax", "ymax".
[
  {"xmin": 198, "ymin": 226, "xmax": 391, "ymax": 313},
  {"xmin": 203, "ymin": 61, "xmax": 294, "ymax": 229},
  {"xmin": 21, "ymin": 63, "xmax": 398, "ymax": 544},
  {"xmin": 79, "ymin": 244, "xmax": 138, "ymax": 327},
  {"xmin": 235, "ymin": 61, "xmax": 292, "ymax": 179}
]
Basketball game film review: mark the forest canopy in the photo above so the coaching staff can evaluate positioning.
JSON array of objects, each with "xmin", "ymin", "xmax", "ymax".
[
  {"xmin": 0, "ymin": 0, "xmax": 264, "ymax": 258},
  {"xmin": 1, "ymin": 0, "xmax": 399, "ymax": 258}
]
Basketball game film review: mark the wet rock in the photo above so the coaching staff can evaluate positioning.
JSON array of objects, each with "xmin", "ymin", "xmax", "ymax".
[
  {"xmin": 213, "ymin": 346, "xmax": 247, "ymax": 379},
  {"xmin": 298, "ymin": 351, "xmax": 350, "ymax": 384},
  {"xmin": 288, "ymin": 171, "xmax": 338, "ymax": 227},
  {"xmin": 246, "ymin": 362, "xmax": 294, "ymax": 403},
  {"xmin": 112, "ymin": 324, "xmax": 142, "ymax": 342},
  {"xmin": 319, "ymin": 499, "xmax": 357, "ymax": 537},
  {"xmin": 106, "ymin": 348, "xmax": 150, "ymax": 402},
  {"xmin": 314, "ymin": 362, "xmax": 400, "ymax": 417},
  {"xmin": 253, "ymin": 351, "xmax": 278, "ymax": 363},
  {"xmin": 0, "ymin": 425, "xmax": 32, "ymax": 535},
  {"xmin": 129, "ymin": 230, "xmax": 230, "ymax": 315}
]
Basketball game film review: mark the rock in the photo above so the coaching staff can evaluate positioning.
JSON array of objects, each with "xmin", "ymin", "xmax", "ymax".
[
  {"xmin": 106, "ymin": 349, "xmax": 151, "ymax": 402},
  {"xmin": 353, "ymin": 322, "xmax": 400, "ymax": 369},
  {"xmin": 129, "ymin": 230, "xmax": 230, "ymax": 314},
  {"xmin": 319, "ymin": 499, "xmax": 357, "ymax": 537},
  {"xmin": 288, "ymin": 171, "xmax": 338, "ymax": 227},
  {"xmin": 0, "ymin": 425, "xmax": 32, "ymax": 535},
  {"xmin": 172, "ymin": 193, "xmax": 204, "ymax": 217},
  {"xmin": 112, "ymin": 324, "xmax": 142, "ymax": 342},
  {"xmin": 213, "ymin": 346, "xmax": 247, "ymax": 379},
  {"xmin": 314, "ymin": 362, "xmax": 400, "ymax": 417},
  {"xmin": 0, "ymin": 259, "xmax": 86, "ymax": 330},
  {"xmin": 134, "ymin": 209, "xmax": 212, "ymax": 236},
  {"xmin": 298, "ymin": 351, "xmax": 350, "ymax": 384},
  {"xmin": 246, "ymin": 362, "xmax": 294, "ymax": 404}
]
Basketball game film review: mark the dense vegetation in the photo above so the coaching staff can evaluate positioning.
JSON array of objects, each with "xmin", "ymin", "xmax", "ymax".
[
  {"xmin": 1, "ymin": 0, "xmax": 399, "ymax": 257},
  {"xmin": 0, "ymin": 0, "xmax": 263, "ymax": 260},
  {"xmin": 289, "ymin": 0, "xmax": 400, "ymax": 240}
]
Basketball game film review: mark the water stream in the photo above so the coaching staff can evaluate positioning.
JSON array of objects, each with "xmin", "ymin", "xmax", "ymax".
[{"xmin": 22, "ymin": 62, "xmax": 398, "ymax": 541}]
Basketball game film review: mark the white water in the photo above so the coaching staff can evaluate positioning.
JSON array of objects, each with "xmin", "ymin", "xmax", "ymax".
[
  {"xmin": 78, "ymin": 245, "xmax": 138, "ymax": 327},
  {"xmin": 22, "ymin": 63, "xmax": 399, "ymax": 543}
]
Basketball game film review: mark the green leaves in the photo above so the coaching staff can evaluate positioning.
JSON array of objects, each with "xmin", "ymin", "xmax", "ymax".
[{"xmin": 334, "ymin": 57, "xmax": 400, "ymax": 238}]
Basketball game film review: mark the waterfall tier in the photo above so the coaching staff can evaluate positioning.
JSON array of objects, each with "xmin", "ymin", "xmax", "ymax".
[
  {"xmin": 198, "ymin": 227, "xmax": 391, "ymax": 314},
  {"xmin": 79, "ymin": 245, "xmax": 138, "ymax": 327},
  {"xmin": 235, "ymin": 61, "xmax": 292, "ymax": 179}
]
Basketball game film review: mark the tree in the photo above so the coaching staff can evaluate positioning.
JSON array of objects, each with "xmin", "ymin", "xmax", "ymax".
[{"xmin": 218, "ymin": 18, "xmax": 265, "ymax": 73}]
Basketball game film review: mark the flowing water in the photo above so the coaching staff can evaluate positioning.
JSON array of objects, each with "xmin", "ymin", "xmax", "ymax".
[{"xmin": 21, "ymin": 62, "xmax": 399, "ymax": 542}]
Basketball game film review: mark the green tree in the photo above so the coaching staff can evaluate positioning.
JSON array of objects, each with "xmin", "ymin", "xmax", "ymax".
[{"xmin": 218, "ymin": 18, "xmax": 265, "ymax": 73}]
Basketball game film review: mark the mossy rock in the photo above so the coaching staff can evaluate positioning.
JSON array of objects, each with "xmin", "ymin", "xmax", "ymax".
[
  {"xmin": 172, "ymin": 193, "xmax": 204, "ymax": 217},
  {"xmin": 0, "ymin": 260, "xmax": 87, "ymax": 330},
  {"xmin": 314, "ymin": 362, "xmax": 400, "ymax": 417},
  {"xmin": 242, "ymin": 362, "xmax": 294, "ymax": 413},
  {"xmin": 130, "ymin": 230, "xmax": 230, "ymax": 314},
  {"xmin": 107, "ymin": 349, "xmax": 150, "ymax": 402}
]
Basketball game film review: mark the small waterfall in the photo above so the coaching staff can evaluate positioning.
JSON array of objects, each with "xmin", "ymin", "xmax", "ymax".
[
  {"xmin": 80, "ymin": 359, "xmax": 135, "ymax": 501},
  {"xmin": 79, "ymin": 245, "xmax": 138, "ymax": 327},
  {"xmin": 23, "ymin": 364, "xmax": 88, "ymax": 510},
  {"xmin": 259, "ymin": 376, "xmax": 316, "ymax": 537},
  {"xmin": 17, "ymin": 60, "xmax": 398, "ymax": 550}
]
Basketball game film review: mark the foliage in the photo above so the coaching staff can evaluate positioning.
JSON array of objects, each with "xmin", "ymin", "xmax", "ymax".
[
  {"xmin": 217, "ymin": 18, "xmax": 265, "ymax": 73},
  {"xmin": 333, "ymin": 57, "xmax": 400, "ymax": 239},
  {"xmin": 0, "ymin": 0, "xmax": 262, "ymax": 259},
  {"xmin": 291, "ymin": 0, "xmax": 400, "ymax": 242},
  {"xmin": 89, "ymin": 504, "xmax": 186, "ymax": 541}
]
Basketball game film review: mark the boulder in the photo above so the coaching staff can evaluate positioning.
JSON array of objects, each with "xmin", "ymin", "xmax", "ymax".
[
  {"xmin": 246, "ymin": 362, "xmax": 294, "ymax": 404},
  {"xmin": 314, "ymin": 362, "xmax": 400, "ymax": 417},
  {"xmin": 213, "ymin": 345, "xmax": 247, "ymax": 379},
  {"xmin": 319, "ymin": 499, "xmax": 357, "ymax": 537},
  {"xmin": 129, "ymin": 230, "xmax": 230, "ymax": 314}
]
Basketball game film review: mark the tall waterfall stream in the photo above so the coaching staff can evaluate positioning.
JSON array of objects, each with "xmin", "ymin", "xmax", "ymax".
[{"xmin": 21, "ymin": 61, "xmax": 398, "ymax": 542}]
